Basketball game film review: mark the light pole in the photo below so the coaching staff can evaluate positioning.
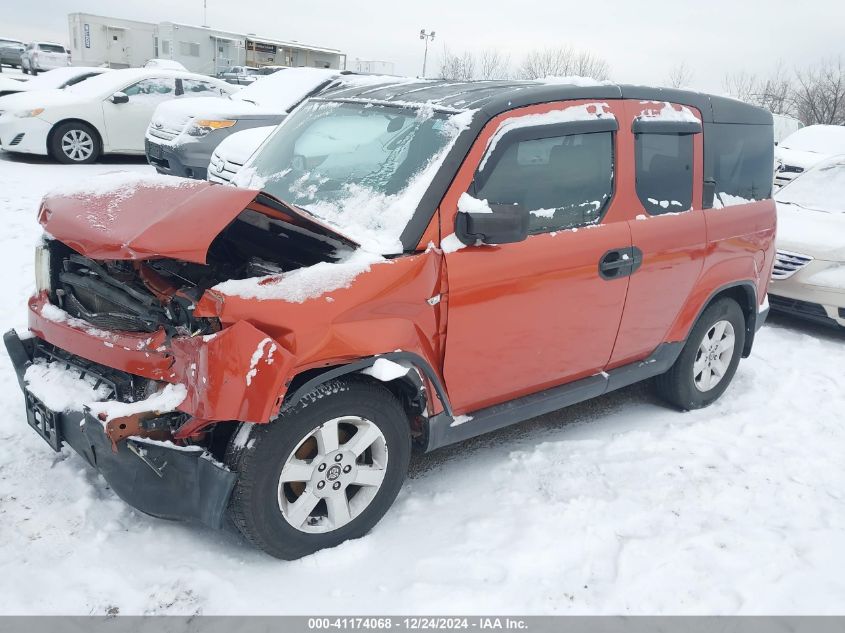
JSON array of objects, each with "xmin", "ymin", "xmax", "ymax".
[{"xmin": 419, "ymin": 29, "xmax": 435, "ymax": 78}]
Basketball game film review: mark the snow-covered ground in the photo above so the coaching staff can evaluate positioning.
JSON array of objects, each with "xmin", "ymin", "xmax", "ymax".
[{"xmin": 0, "ymin": 151, "xmax": 844, "ymax": 615}]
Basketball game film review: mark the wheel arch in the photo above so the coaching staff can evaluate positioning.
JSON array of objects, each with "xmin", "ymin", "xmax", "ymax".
[
  {"xmin": 47, "ymin": 118, "xmax": 104, "ymax": 157},
  {"xmin": 282, "ymin": 352, "xmax": 453, "ymax": 450},
  {"xmin": 687, "ymin": 281, "xmax": 759, "ymax": 357}
]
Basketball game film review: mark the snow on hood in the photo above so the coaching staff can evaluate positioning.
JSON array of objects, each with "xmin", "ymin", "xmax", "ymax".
[
  {"xmin": 776, "ymin": 202, "xmax": 845, "ymax": 261},
  {"xmin": 779, "ymin": 125, "xmax": 845, "ymax": 155},
  {"xmin": 0, "ymin": 88, "xmax": 85, "ymax": 112},
  {"xmin": 231, "ymin": 67, "xmax": 341, "ymax": 111},
  {"xmin": 150, "ymin": 96, "xmax": 281, "ymax": 132},
  {"xmin": 211, "ymin": 248, "xmax": 386, "ymax": 303},
  {"xmin": 214, "ymin": 125, "xmax": 275, "ymax": 165}
]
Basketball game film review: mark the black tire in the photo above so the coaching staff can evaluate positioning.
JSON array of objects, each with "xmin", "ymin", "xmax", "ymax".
[
  {"xmin": 226, "ymin": 378, "xmax": 411, "ymax": 560},
  {"xmin": 49, "ymin": 121, "xmax": 102, "ymax": 164},
  {"xmin": 22, "ymin": 65, "xmax": 28, "ymax": 75},
  {"xmin": 654, "ymin": 297, "xmax": 746, "ymax": 410}
]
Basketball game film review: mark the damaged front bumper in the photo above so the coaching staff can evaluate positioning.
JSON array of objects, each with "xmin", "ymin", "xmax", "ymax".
[{"xmin": 4, "ymin": 329, "xmax": 237, "ymax": 529}]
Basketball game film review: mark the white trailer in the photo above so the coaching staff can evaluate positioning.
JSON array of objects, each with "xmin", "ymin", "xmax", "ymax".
[{"xmin": 68, "ymin": 13, "xmax": 156, "ymax": 69}]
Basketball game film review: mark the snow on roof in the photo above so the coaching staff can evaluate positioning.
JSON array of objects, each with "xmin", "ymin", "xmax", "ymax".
[
  {"xmin": 780, "ymin": 125, "xmax": 845, "ymax": 155},
  {"xmin": 637, "ymin": 101, "xmax": 700, "ymax": 123},
  {"xmin": 64, "ymin": 67, "xmax": 225, "ymax": 98},
  {"xmin": 232, "ymin": 68, "xmax": 342, "ymax": 111},
  {"xmin": 540, "ymin": 75, "xmax": 610, "ymax": 87}
]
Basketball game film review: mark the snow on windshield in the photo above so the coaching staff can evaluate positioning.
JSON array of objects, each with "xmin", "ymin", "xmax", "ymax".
[
  {"xmin": 232, "ymin": 68, "xmax": 340, "ymax": 111},
  {"xmin": 237, "ymin": 101, "xmax": 476, "ymax": 254},
  {"xmin": 776, "ymin": 158, "xmax": 845, "ymax": 213},
  {"xmin": 780, "ymin": 125, "xmax": 845, "ymax": 154}
]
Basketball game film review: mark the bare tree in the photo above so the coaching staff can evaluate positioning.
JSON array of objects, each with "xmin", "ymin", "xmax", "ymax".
[
  {"xmin": 438, "ymin": 46, "xmax": 476, "ymax": 81},
  {"xmin": 723, "ymin": 64, "xmax": 795, "ymax": 117},
  {"xmin": 478, "ymin": 49, "xmax": 511, "ymax": 80},
  {"xmin": 792, "ymin": 57, "xmax": 845, "ymax": 125},
  {"xmin": 517, "ymin": 46, "xmax": 610, "ymax": 81},
  {"xmin": 666, "ymin": 62, "xmax": 694, "ymax": 89}
]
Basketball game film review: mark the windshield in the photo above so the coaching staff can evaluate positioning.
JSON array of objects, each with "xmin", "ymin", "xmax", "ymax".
[
  {"xmin": 776, "ymin": 158, "xmax": 845, "ymax": 213},
  {"xmin": 240, "ymin": 100, "xmax": 470, "ymax": 253},
  {"xmin": 781, "ymin": 126, "xmax": 845, "ymax": 154}
]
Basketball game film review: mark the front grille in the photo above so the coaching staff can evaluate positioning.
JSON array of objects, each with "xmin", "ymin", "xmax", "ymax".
[
  {"xmin": 9, "ymin": 133, "xmax": 24, "ymax": 146},
  {"xmin": 772, "ymin": 249, "xmax": 813, "ymax": 280},
  {"xmin": 147, "ymin": 124, "xmax": 182, "ymax": 142},
  {"xmin": 208, "ymin": 150, "xmax": 243, "ymax": 184}
]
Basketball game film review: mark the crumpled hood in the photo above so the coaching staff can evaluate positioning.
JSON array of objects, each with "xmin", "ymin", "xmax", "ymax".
[
  {"xmin": 39, "ymin": 173, "xmax": 357, "ymax": 263},
  {"xmin": 777, "ymin": 202, "xmax": 845, "ymax": 261}
]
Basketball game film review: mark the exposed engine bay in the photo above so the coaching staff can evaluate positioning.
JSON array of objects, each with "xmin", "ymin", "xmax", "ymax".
[{"xmin": 47, "ymin": 204, "xmax": 348, "ymax": 337}]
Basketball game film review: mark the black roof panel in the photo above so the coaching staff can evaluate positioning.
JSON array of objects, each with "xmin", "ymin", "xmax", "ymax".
[{"xmin": 321, "ymin": 79, "xmax": 771, "ymax": 125}]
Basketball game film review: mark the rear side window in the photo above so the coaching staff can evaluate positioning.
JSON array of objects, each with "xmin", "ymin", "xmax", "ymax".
[
  {"xmin": 474, "ymin": 131, "xmax": 614, "ymax": 233},
  {"xmin": 709, "ymin": 124, "xmax": 773, "ymax": 202},
  {"xmin": 635, "ymin": 133, "xmax": 694, "ymax": 214},
  {"xmin": 181, "ymin": 79, "xmax": 224, "ymax": 95},
  {"xmin": 38, "ymin": 44, "xmax": 66, "ymax": 53}
]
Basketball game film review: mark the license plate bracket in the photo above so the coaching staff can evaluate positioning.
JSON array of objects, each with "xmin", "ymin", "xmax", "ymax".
[
  {"xmin": 24, "ymin": 390, "xmax": 63, "ymax": 452},
  {"xmin": 146, "ymin": 140, "xmax": 164, "ymax": 160}
]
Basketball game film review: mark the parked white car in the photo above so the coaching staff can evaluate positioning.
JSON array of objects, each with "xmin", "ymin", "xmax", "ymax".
[
  {"xmin": 772, "ymin": 113, "xmax": 803, "ymax": 145},
  {"xmin": 144, "ymin": 59, "xmax": 188, "ymax": 71},
  {"xmin": 0, "ymin": 68, "xmax": 235, "ymax": 163},
  {"xmin": 207, "ymin": 125, "xmax": 275, "ymax": 184},
  {"xmin": 0, "ymin": 67, "xmax": 108, "ymax": 97},
  {"xmin": 770, "ymin": 155, "xmax": 845, "ymax": 328},
  {"xmin": 774, "ymin": 124, "xmax": 845, "ymax": 188},
  {"xmin": 21, "ymin": 42, "xmax": 71, "ymax": 75}
]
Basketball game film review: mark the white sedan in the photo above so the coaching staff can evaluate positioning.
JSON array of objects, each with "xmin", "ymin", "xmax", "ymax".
[{"xmin": 0, "ymin": 68, "xmax": 236, "ymax": 163}]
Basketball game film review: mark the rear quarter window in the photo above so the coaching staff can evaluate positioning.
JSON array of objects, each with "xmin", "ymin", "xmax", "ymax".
[
  {"xmin": 635, "ymin": 132, "xmax": 694, "ymax": 215},
  {"xmin": 708, "ymin": 123, "xmax": 774, "ymax": 203}
]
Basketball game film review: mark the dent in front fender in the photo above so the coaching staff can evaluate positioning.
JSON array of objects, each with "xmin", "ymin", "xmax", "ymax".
[{"xmin": 171, "ymin": 320, "xmax": 294, "ymax": 423}]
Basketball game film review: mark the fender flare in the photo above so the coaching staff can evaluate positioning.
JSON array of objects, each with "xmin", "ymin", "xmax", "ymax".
[
  {"xmin": 283, "ymin": 351, "xmax": 454, "ymax": 418},
  {"xmin": 684, "ymin": 280, "xmax": 759, "ymax": 357}
]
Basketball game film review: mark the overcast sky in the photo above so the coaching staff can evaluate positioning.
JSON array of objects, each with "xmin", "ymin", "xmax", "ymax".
[{"xmin": 4, "ymin": 0, "xmax": 843, "ymax": 92}]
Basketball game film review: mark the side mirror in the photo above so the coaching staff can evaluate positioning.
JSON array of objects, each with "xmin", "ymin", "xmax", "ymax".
[
  {"xmin": 455, "ymin": 203, "xmax": 530, "ymax": 246},
  {"xmin": 703, "ymin": 178, "xmax": 717, "ymax": 209},
  {"xmin": 110, "ymin": 92, "xmax": 129, "ymax": 104}
]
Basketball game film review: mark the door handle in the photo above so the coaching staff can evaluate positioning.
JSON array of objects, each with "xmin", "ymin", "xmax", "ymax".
[{"xmin": 599, "ymin": 247, "xmax": 643, "ymax": 280}]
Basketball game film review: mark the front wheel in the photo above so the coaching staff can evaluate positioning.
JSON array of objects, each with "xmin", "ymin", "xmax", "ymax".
[
  {"xmin": 226, "ymin": 379, "xmax": 411, "ymax": 559},
  {"xmin": 50, "ymin": 122, "xmax": 101, "ymax": 164},
  {"xmin": 654, "ymin": 297, "xmax": 746, "ymax": 410}
]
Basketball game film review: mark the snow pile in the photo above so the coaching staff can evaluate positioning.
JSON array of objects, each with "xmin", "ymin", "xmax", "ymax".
[
  {"xmin": 649, "ymin": 198, "xmax": 687, "ymax": 210},
  {"xmin": 637, "ymin": 101, "xmax": 699, "ymax": 123},
  {"xmin": 457, "ymin": 192, "xmax": 493, "ymax": 214},
  {"xmin": 39, "ymin": 302, "xmax": 111, "ymax": 338},
  {"xmin": 23, "ymin": 360, "xmax": 112, "ymax": 412},
  {"xmin": 88, "ymin": 384, "xmax": 187, "ymax": 423},
  {"xmin": 440, "ymin": 234, "xmax": 467, "ymax": 253},
  {"xmin": 211, "ymin": 126, "xmax": 275, "ymax": 167},
  {"xmin": 481, "ymin": 103, "xmax": 613, "ymax": 169},
  {"xmin": 212, "ymin": 249, "xmax": 385, "ymax": 302},
  {"xmin": 362, "ymin": 358, "xmax": 409, "ymax": 382}
]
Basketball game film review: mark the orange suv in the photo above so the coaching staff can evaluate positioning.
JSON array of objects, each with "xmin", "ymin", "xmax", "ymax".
[{"xmin": 5, "ymin": 80, "xmax": 776, "ymax": 559}]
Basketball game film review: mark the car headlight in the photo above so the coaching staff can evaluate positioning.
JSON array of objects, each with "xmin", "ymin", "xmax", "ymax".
[
  {"xmin": 14, "ymin": 108, "xmax": 45, "ymax": 118},
  {"xmin": 187, "ymin": 119, "xmax": 236, "ymax": 137},
  {"xmin": 34, "ymin": 242, "xmax": 51, "ymax": 294}
]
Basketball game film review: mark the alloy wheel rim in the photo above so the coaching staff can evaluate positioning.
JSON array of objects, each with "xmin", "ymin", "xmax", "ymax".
[
  {"xmin": 277, "ymin": 416, "xmax": 388, "ymax": 534},
  {"xmin": 693, "ymin": 319, "xmax": 736, "ymax": 392},
  {"xmin": 61, "ymin": 129, "xmax": 94, "ymax": 161}
]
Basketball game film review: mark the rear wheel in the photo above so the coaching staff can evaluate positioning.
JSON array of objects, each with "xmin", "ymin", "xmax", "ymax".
[
  {"xmin": 654, "ymin": 297, "xmax": 746, "ymax": 410},
  {"xmin": 50, "ymin": 122, "xmax": 101, "ymax": 164},
  {"xmin": 226, "ymin": 379, "xmax": 411, "ymax": 559}
]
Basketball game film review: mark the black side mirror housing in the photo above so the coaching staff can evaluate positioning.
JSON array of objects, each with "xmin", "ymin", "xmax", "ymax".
[
  {"xmin": 455, "ymin": 203, "xmax": 530, "ymax": 246},
  {"xmin": 110, "ymin": 92, "xmax": 129, "ymax": 104},
  {"xmin": 703, "ymin": 178, "xmax": 717, "ymax": 209}
]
